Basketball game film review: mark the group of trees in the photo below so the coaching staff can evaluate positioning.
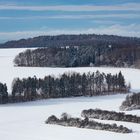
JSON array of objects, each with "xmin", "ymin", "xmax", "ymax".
[
  {"xmin": 0, "ymin": 71, "xmax": 129, "ymax": 104},
  {"xmin": 0, "ymin": 34, "xmax": 140, "ymax": 49},
  {"xmin": 14, "ymin": 45, "xmax": 140, "ymax": 68},
  {"xmin": 1, "ymin": 34, "xmax": 138, "ymax": 68},
  {"xmin": 11, "ymin": 71, "xmax": 129, "ymax": 103},
  {"xmin": 120, "ymin": 93, "xmax": 140, "ymax": 111},
  {"xmin": 0, "ymin": 82, "xmax": 8, "ymax": 104}
]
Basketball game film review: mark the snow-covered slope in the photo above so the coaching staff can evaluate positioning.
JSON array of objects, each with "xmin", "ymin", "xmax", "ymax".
[
  {"xmin": 0, "ymin": 48, "xmax": 140, "ymax": 92},
  {"xmin": 0, "ymin": 94, "xmax": 140, "ymax": 140},
  {"xmin": 0, "ymin": 48, "xmax": 140, "ymax": 140}
]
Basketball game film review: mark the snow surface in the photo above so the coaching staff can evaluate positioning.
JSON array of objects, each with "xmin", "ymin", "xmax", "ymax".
[
  {"xmin": 0, "ymin": 94, "xmax": 140, "ymax": 140},
  {"xmin": 0, "ymin": 48, "xmax": 140, "ymax": 140},
  {"xmin": 0, "ymin": 48, "xmax": 140, "ymax": 92}
]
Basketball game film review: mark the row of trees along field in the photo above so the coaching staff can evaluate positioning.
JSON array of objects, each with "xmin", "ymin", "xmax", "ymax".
[
  {"xmin": 0, "ymin": 71, "xmax": 130, "ymax": 104},
  {"xmin": 1, "ymin": 34, "xmax": 140, "ymax": 49},
  {"xmin": 14, "ymin": 46, "xmax": 140, "ymax": 68}
]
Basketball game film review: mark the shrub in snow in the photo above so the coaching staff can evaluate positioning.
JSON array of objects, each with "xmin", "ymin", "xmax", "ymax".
[
  {"xmin": 46, "ymin": 113, "xmax": 132, "ymax": 133},
  {"xmin": 81, "ymin": 108, "xmax": 140, "ymax": 124},
  {"xmin": 61, "ymin": 113, "xmax": 71, "ymax": 121},
  {"xmin": 120, "ymin": 93, "xmax": 140, "ymax": 111},
  {"xmin": 45, "ymin": 115, "xmax": 58, "ymax": 124}
]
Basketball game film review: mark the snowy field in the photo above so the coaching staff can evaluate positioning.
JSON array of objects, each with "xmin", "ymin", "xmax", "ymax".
[
  {"xmin": 0, "ymin": 48, "xmax": 140, "ymax": 140},
  {"xmin": 0, "ymin": 94, "xmax": 140, "ymax": 140},
  {"xmin": 0, "ymin": 48, "xmax": 140, "ymax": 92}
]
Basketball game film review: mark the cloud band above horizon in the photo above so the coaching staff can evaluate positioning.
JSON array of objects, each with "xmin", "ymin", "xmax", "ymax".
[{"xmin": 0, "ymin": 0, "xmax": 140, "ymax": 42}]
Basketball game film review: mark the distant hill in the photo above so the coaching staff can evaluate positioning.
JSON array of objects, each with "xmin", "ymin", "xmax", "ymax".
[
  {"xmin": 0, "ymin": 34, "xmax": 140, "ymax": 48},
  {"xmin": 1, "ymin": 34, "xmax": 140, "ymax": 68}
]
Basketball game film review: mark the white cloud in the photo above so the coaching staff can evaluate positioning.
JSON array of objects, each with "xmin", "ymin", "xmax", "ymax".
[
  {"xmin": 0, "ymin": 13, "xmax": 139, "ymax": 20},
  {"xmin": 0, "ymin": 24, "xmax": 140, "ymax": 42},
  {"xmin": 0, "ymin": 3, "xmax": 140, "ymax": 11},
  {"xmin": 42, "ymin": 14, "xmax": 140, "ymax": 19}
]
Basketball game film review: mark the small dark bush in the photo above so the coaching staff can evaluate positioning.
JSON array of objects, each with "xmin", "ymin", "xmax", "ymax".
[
  {"xmin": 81, "ymin": 108, "xmax": 140, "ymax": 124},
  {"xmin": 46, "ymin": 113, "xmax": 132, "ymax": 133},
  {"xmin": 120, "ymin": 93, "xmax": 140, "ymax": 111}
]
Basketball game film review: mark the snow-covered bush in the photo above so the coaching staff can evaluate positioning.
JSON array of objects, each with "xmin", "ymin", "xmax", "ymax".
[
  {"xmin": 81, "ymin": 109, "xmax": 140, "ymax": 123},
  {"xmin": 120, "ymin": 93, "xmax": 140, "ymax": 111},
  {"xmin": 46, "ymin": 113, "xmax": 132, "ymax": 133}
]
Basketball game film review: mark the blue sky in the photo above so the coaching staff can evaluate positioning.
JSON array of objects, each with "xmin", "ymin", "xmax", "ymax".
[{"xmin": 0, "ymin": 0, "xmax": 140, "ymax": 42}]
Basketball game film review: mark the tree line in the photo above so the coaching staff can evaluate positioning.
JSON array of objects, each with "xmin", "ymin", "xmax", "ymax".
[
  {"xmin": 46, "ymin": 113, "xmax": 132, "ymax": 133},
  {"xmin": 0, "ymin": 71, "xmax": 130, "ymax": 104},
  {"xmin": 81, "ymin": 109, "xmax": 140, "ymax": 124},
  {"xmin": 0, "ymin": 34, "xmax": 140, "ymax": 49},
  {"xmin": 14, "ymin": 45, "xmax": 140, "ymax": 68}
]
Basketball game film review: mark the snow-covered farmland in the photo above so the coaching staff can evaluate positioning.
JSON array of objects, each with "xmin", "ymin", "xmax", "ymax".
[
  {"xmin": 0, "ymin": 48, "xmax": 140, "ymax": 92},
  {"xmin": 0, "ymin": 48, "xmax": 140, "ymax": 140},
  {"xmin": 0, "ymin": 94, "xmax": 140, "ymax": 140}
]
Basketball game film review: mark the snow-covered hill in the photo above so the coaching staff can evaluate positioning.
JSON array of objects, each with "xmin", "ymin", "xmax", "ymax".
[
  {"xmin": 0, "ymin": 48, "xmax": 140, "ymax": 140},
  {"xmin": 0, "ymin": 48, "xmax": 140, "ymax": 92}
]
